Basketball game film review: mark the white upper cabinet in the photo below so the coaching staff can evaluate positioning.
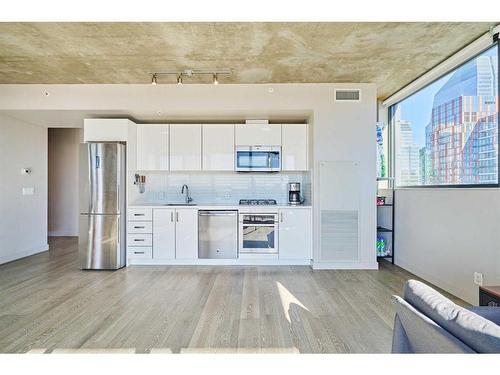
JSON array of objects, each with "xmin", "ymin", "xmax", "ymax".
[
  {"xmin": 282, "ymin": 124, "xmax": 309, "ymax": 171},
  {"xmin": 278, "ymin": 208, "xmax": 312, "ymax": 260},
  {"xmin": 235, "ymin": 123, "xmax": 281, "ymax": 146},
  {"xmin": 137, "ymin": 124, "xmax": 169, "ymax": 171},
  {"xmin": 169, "ymin": 124, "xmax": 202, "ymax": 171},
  {"xmin": 84, "ymin": 119, "xmax": 136, "ymax": 142},
  {"xmin": 175, "ymin": 209, "xmax": 198, "ymax": 259},
  {"xmin": 202, "ymin": 124, "xmax": 235, "ymax": 171}
]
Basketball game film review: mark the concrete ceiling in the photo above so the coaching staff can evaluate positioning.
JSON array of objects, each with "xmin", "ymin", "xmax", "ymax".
[{"xmin": 0, "ymin": 22, "xmax": 495, "ymax": 99}]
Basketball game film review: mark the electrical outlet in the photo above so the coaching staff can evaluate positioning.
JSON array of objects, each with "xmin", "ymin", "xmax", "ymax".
[{"xmin": 474, "ymin": 272, "xmax": 483, "ymax": 286}]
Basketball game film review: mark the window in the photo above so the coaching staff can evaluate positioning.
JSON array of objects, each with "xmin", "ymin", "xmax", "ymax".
[{"xmin": 391, "ymin": 44, "xmax": 499, "ymax": 187}]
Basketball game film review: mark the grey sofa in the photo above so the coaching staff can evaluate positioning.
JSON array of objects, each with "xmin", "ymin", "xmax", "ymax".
[{"xmin": 392, "ymin": 280, "xmax": 500, "ymax": 353}]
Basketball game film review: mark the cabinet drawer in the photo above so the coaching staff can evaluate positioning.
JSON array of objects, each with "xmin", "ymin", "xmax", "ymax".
[
  {"xmin": 127, "ymin": 221, "xmax": 152, "ymax": 234},
  {"xmin": 128, "ymin": 208, "xmax": 152, "ymax": 221},
  {"xmin": 127, "ymin": 246, "xmax": 153, "ymax": 259},
  {"xmin": 127, "ymin": 233, "xmax": 153, "ymax": 246}
]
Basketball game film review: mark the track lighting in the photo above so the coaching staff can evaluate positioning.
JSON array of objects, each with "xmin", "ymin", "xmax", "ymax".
[{"xmin": 148, "ymin": 69, "xmax": 231, "ymax": 85}]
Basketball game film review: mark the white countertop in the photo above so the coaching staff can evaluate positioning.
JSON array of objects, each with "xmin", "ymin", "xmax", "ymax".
[{"xmin": 128, "ymin": 202, "xmax": 312, "ymax": 210}]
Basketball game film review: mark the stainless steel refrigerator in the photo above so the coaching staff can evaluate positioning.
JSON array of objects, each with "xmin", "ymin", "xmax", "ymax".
[{"xmin": 79, "ymin": 142, "xmax": 126, "ymax": 270}]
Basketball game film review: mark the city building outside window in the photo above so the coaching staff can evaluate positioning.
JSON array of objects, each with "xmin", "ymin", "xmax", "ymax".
[{"xmin": 390, "ymin": 44, "xmax": 499, "ymax": 187}]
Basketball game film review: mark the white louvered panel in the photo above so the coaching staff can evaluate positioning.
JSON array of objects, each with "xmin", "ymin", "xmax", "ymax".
[
  {"xmin": 320, "ymin": 210, "xmax": 359, "ymax": 261},
  {"xmin": 319, "ymin": 161, "xmax": 360, "ymax": 262}
]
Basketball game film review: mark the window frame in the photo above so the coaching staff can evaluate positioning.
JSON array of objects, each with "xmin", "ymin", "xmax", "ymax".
[{"xmin": 389, "ymin": 39, "xmax": 500, "ymax": 189}]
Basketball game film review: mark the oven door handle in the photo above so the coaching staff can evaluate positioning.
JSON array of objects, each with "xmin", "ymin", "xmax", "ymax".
[{"xmin": 241, "ymin": 223, "xmax": 277, "ymax": 227}]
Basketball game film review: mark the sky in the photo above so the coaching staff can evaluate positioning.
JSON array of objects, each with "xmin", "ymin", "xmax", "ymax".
[
  {"xmin": 396, "ymin": 75, "xmax": 448, "ymax": 146},
  {"xmin": 395, "ymin": 45, "xmax": 498, "ymax": 147}
]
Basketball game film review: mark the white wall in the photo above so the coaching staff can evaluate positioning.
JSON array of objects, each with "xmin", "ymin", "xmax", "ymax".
[
  {"xmin": 395, "ymin": 189, "xmax": 500, "ymax": 304},
  {"xmin": 0, "ymin": 114, "xmax": 48, "ymax": 264},
  {"xmin": 48, "ymin": 128, "xmax": 82, "ymax": 236},
  {"xmin": 0, "ymin": 83, "xmax": 377, "ymax": 269}
]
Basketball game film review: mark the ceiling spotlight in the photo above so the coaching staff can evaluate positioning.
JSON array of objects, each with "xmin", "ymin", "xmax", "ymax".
[{"xmin": 149, "ymin": 69, "xmax": 231, "ymax": 85}]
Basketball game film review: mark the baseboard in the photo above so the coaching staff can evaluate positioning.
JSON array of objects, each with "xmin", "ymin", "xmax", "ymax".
[
  {"xmin": 127, "ymin": 258, "xmax": 313, "ymax": 266},
  {"xmin": 311, "ymin": 261, "xmax": 379, "ymax": 270},
  {"xmin": 0, "ymin": 244, "xmax": 49, "ymax": 265}
]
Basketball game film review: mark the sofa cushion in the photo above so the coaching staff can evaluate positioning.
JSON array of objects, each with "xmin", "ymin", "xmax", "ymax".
[
  {"xmin": 404, "ymin": 280, "xmax": 500, "ymax": 353},
  {"xmin": 467, "ymin": 306, "xmax": 500, "ymax": 326},
  {"xmin": 392, "ymin": 295, "xmax": 475, "ymax": 353}
]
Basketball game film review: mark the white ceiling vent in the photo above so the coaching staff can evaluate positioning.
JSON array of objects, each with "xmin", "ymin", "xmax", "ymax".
[{"xmin": 334, "ymin": 89, "xmax": 361, "ymax": 102}]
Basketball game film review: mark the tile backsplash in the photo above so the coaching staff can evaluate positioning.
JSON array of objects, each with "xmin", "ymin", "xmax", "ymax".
[{"xmin": 132, "ymin": 172, "xmax": 312, "ymax": 205}]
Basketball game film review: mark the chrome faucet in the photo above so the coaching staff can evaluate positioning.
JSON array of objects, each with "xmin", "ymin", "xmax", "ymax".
[{"xmin": 181, "ymin": 184, "xmax": 193, "ymax": 204}]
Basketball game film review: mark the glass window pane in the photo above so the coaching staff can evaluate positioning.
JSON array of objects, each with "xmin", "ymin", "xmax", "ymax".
[{"xmin": 391, "ymin": 44, "xmax": 498, "ymax": 187}]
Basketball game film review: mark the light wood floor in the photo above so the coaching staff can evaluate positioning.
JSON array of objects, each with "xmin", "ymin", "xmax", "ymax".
[{"xmin": 0, "ymin": 237, "xmax": 464, "ymax": 354}]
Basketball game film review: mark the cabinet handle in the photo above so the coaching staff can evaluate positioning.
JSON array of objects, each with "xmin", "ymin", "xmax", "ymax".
[
  {"xmin": 134, "ymin": 226, "xmax": 145, "ymax": 229},
  {"xmin": 280, "ymin": 212, "xmax": 284, "ymax": 222},
  {"xmin": 134, "ymin": 239, "xmax": 145, "ymax": 242},
  {"xmin": 171, "ymin": 212, "xmax": 174, "ymax": 222},
  {"xmin": 134, "ymin": 251, "xmax": 145, "ymax": 255},
  {"xmin": 176, "ymin": 212, "xmax": 179, "ymax": 222},
  {"xmin": 134, "ymin": 213, "xmax": 145, "ymax": 216}
]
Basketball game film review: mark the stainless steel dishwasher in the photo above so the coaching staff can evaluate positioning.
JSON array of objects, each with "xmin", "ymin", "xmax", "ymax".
[{"xmin": 198, "ymin": 210, "xmax": 238, "ymax": 259}]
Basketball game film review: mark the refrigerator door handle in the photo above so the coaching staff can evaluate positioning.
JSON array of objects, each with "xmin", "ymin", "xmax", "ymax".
[
  {"xmin": 87, "ymin": 145, "xmax": 94, "ymax": 213},
  {"xmin": 89, "ymin": 143, "xmax": 97, "ymax": 214},
  {"xmin": 117, "ymin": 185, "xmax": 120, "ymax": 215}
]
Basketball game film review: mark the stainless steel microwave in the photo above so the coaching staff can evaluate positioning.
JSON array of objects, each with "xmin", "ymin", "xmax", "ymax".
[{"xmin": 235, "ymin": 146, "xmax": 281, "ymax": 172}]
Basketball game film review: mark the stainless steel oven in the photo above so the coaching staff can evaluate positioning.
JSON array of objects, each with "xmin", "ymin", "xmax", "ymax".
[
  {"xmin": 239, "ymin": 212, "xmax": 279, "ymax": 254},
  {"xmin": 235, "ymin": 146, "xmax": 281, "ymax": 172}
]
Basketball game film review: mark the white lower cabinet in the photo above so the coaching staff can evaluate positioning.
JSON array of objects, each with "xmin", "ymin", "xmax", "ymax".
[
  {"xmin": 127, "ymin": 221, "xmax": 153, "ymax": 234},
  {"xmin": 127, "ymin": 208, "xmax": 153, "ymax": 260},
  {"xmin": 130, "ymin": 206, "xmax": 311, "ymax": 264},
  {"xmin": 152, "ymin": 208, "xmax": 198, "ymax": 260},
  {"xmin": 153, "ymin": 209, "xmax": 176, "ymax": 259},
  {"xmin": 127, "ymin": 247, "xmax": 153, "ymax": 259},
  {"xmin": 278, "ymin": 208, "xmax": 312, "ymax": 260},
  {"xmin": 175, "ymin": 209, "xmax": 198, "ymax": 259},
  {"xmin": 127, "ymin": 233, "xmax": 153, "ymax": 247}
]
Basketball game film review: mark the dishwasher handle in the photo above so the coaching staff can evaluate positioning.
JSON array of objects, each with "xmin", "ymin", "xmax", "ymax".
[{"xmin": 199, "ymin": 210, "xmax": 237, "ymax": 216}]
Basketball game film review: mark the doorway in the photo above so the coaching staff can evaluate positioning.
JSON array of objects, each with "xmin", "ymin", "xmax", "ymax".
[{"xmin": 47, "ymin": 128, "xmax": 82, "ymax": 238}]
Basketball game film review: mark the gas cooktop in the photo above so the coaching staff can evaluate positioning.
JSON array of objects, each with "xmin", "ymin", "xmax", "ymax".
[{"xmin": 239, "ymin": 199, "xmax": 277, "ymax": 206}]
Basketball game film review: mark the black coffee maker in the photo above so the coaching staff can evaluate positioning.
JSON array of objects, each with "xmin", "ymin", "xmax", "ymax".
[{"xmin": 288, "ymin": 182, "xmax": 304, "ymax": 205}]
